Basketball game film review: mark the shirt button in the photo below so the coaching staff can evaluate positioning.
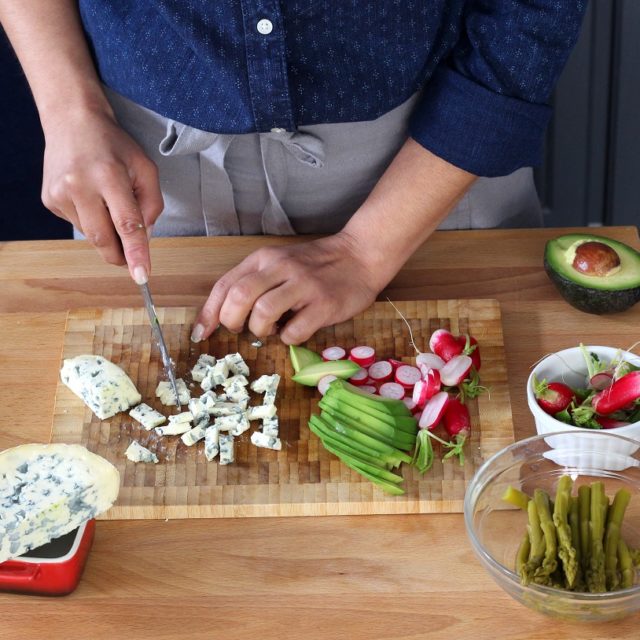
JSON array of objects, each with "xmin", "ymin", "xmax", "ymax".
[{"xmin": 257, "ymin": 19, "xmax": 273, "ymax": 35}]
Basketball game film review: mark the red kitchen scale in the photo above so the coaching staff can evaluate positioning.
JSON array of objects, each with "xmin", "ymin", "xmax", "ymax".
[{"xmin": 0, "ymin": 519, "xmax": 95, "ymax": 596}]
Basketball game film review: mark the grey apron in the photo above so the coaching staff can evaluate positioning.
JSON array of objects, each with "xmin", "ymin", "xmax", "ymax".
[{"xmin": 92, "ymin": 86, "xmax": 542, "ymax": 238}]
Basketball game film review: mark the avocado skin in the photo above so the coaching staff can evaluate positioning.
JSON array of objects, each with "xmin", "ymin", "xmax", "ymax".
[{"xmin": 544, "ymin": 256, "xmax": 640, "ymax": 314}]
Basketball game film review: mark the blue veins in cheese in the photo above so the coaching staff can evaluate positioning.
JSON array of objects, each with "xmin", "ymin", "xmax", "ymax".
[
  {"xmin": 209, "ymin": 402, "xmax": 244, "ymax": 417},
  {"xmin": 250, "ymin": 431, "xmax": 282, "ymax": 451},
  {"xmin": 246, "ymin": 404, "xmax": 277, "ymax": 420},
  {"xmin": 204, "ymin": 426, "xmax": 219, "ymax": 461},
  {"xmin": 201, "ymin": 360, "xmax": 229, "ymax": 391},
  {"xmin": 0, "ymin": 443, "xmax": 119, "ymax": 563},
  {"xmin": 168, "ymin": 411, "xmax": 194, "ymax": 424},
  {"xmin": 222, "ymin": 374, "xmax": 249, "ymax": 389},
  {"xmin": 125, "ymin": 440, "xmax": 159, "ymax": 463},
  {"xmin": 191, "ymin": 354, "xmax": 216, "ymax": 383},
  {"xmin": 218, "ymin": 434, "xmax": 235, "ymax": 465},
  {"xmin": 156, "ymin": 379, "xmax": 190, "ymax": 406},
  {"xmin": 129, "ymin": 403, "xmax": 166, "ymax": 430},
  {"xmin": 250, "ymin": 374, "xmax": 279, "ymax": 394},
  {"xmin": 188, "ymin": 398, "xmax": 208, "ymax": 423},
  {"xmin": 224, "ymin": 353, "xmax": 250, "ymax": 377},
  {"xmin": 261, "ymin": 416, "xmax": 279, "ymax": 437},
  {"xmin": 60, "ymin": 355, "xmax": 142, "ymax": 420},
  {"xmin": 155, "ymin": 421, "xmax": 192, "ymax": 436},
  {"xmin": 181, "ymin": 424, "xmax": 207, "ymax": 446}
]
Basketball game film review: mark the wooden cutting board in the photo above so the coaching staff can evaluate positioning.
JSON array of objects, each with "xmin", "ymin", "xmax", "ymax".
[{"xmin": 50, "ymin": 299, "xmax": 514, "ymax": 519}]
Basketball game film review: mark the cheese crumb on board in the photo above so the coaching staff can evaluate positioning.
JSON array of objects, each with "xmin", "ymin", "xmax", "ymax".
[
  {"xmin": 218, "ymin": 434, "xmax": 235, "ymax": 465},
  {"xmin": 125, "ymin": 440, "xmax": 159, "ymax": 463},
  {"xmin": 181, "ymin": 424, "xmax": 207, "ymax": 446},
  {"xmin": 60, "ymin": 355, "xmax": 142, "ymax": 420},
  {"xmin": 129, "ymin": 403, "xmax": 166, "ymax": 430},
  {"xmin": 204, "ymin": 426, "xmax": 219, "ymax": 461},
  {"xmin": 250, "ymin": 431, "xmax": 282, "ymax": 451},
  {"xmin": 156, "ymin": 379, "xmax": 190, "ymax": 406}
]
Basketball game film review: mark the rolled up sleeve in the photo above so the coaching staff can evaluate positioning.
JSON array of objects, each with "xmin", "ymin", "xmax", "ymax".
[{"xmin": 410, "ymin": 1, "xmax": 588, "ymax": 177}]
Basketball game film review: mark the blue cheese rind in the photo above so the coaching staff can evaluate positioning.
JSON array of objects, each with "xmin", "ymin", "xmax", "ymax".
[
  {"xmin": 60, "ymin": 355, "xmax": 142, "ymax": 420},
  {"xmin": 129, "ymin": 403, "xmax": 166, "ymax": 430},
  {"xmin": 125, "ymin": 440, "xmax": 159, "ymax": 463},
  {"xmin": 0, "ymin": 443, "xmax": 119, "ymax": 563},
  {"xmin": 250, "ymin": 431, "xmax": 282, "ymax": 451},
  {"xmin": 218, "ymin": 434, "xmax": 235, "ymax": 465}
]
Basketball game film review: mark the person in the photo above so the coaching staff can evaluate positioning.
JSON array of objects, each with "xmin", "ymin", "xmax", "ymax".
[{"xmin": 0, "ymin": 2, "xmax": 587, "ymax": 344}]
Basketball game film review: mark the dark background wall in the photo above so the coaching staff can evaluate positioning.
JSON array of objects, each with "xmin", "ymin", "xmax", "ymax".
[{"xmin": 1, "ymin": 0, "xmax": 637, "ymax": 242}]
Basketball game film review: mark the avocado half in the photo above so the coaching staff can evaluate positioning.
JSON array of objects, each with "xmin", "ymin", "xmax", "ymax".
[{"xmin": 544, "ymin": 233, "xmax": 640, "ymax": 314}]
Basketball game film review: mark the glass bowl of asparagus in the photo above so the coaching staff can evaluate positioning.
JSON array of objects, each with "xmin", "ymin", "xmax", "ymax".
[{"xmin": 464, "ymin": 431, "xmax": 640, "ymax": 621}]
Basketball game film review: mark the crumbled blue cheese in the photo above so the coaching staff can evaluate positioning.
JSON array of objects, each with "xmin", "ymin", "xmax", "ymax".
[
  {"xmin": 0, "ymin": 443, "xmax": 119, "ymax": 563},
  {"xmin": 261, "ymin": 416, "xmax": 279, "ymax": 437},
  {"xmin": 155, "ymin": 421, "xmax": 192, "ymax": 436},
  {"xmin": 60, "ymin": 355, "xmax": 142, "ymax": 420},
  {"xmin": 214, "ymin": 413, "xmax": 249, "ymax": 434},
  {"xmin": 246, "ymin": 404, "xmax": 278, "ymax": 420},
  {"xmin": 218, "ymin": 434, "xmax": 234, "ymax": 465},
  {"xmin": 125, "ymin": 440, "xmax": 159, "ymax": 463},
  {"xmin": 204, "ymin": 426, "xmax": 219, "ymax": 461},
  {"xmin": 209, "ymin": 402, "xmax": 244, "ymax": 417},
  {"xmin": 222, "ymin": 374, "xmax": 249, "ymax": 389},
  {"xmin": 155, "ymin": 379, "xmax": 190, "ymax": 406},
  {"xmin": 224, "ymin": 353, "xmax": 250, "ymax": 377},
  {"xmin": 191, "ymin": 354, "xmax": 216, "ymax": 383},
  {"xmin": 250, "ymin": 431, "xmax": 282, "ymax": 451},
  {"xmin": 188, "ymin": 397, "xmax": 208, "ymax": 423},
  {"xmin": 250, "ymin": 374, "xmax": 279, "ymax": 394},
  {"xmin": 180, "ymin": 424, "xmax": 207, "ymax": 446},
  {"xmin": 168, "ymin": 411, "xmax": 194, "ymax": 424},
  {"xmin": 129, "ymin": 403, "xmax": 166, "ymax": 430}
]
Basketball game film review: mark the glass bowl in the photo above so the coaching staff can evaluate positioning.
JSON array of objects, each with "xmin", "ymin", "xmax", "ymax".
[{"xmin": 464, "ymin": 431, "xmax": 640, "ymax": 622}]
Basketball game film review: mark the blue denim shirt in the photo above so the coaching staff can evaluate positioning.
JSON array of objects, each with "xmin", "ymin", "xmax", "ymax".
[{"xmin": 79, "ymin": 1, "xmax": 586, "ymax": 177}]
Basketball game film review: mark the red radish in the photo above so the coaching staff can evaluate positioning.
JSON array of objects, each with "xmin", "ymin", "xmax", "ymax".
[
  {"xmin": 593, "ymin": 371, "xmax": 640, "ymax": 415},
  {"xmin": 348, "ymin": 368, "xmax": 369, "ymax": 386},
  {"xmin": 422, "ymin": 367, "xmax": 441, "ymax": 398},
  {"xmin": 441, "ymin": 398, "xmax": 471, "ymax": 465},
  {"xmin": 322, "ymin": 346, "xmax": 346, "ymax": 361},
  {"xmin": 429, "ymin": 329, "xmax": 464, "ymax": 362},
  {"xmin": 403, "ymin": 397, "xmax": 417, "ymax": 412},
  {"xmin": 378, "ymin": 382, "xmax": 405, "ymax": 400},
  {"xmin": 412, "ymin": 379, "xmax": 430, "ymax": 409},
  {"xmin": 395, "ymin": 364, "xmax": 422, "ymax": 389},
  {"xmin": 533, "ymin": 377, "xmax": 575, "ymax": 415},
  {"xmin": 418, "ymin": 391, "xmax": 450, "ymax": 430},
  {"xmin": 416, "ymin": 352, "xmax": 445, "ymax": 370},
  {"xmin": 596, "ymin": 416, "xmax": 631, "ymax": 429},
  {"xmin": 359, "ymin": 385, "xmax": 378, "ymax": 395},
  {"xmin": 466, "ymin": 335, "xmax": 481, "ymax": 371},
  {"xmin": 388, "ymin": 358, "xmax": 406, "ymax": 370},
  {"xmin": 589, "ymin": 371, "xmax": 614, "ymax": 391},
  {"xmin": 317, "ymin": 375, "xmax": 337, "ymax": 396},
  {"xmin": 440, "ymin": 355, "xmax": 472, "ymax": 387},
  {"xmin": 368, "ymin": 360, "xmax": 393, "ymax": 383},
  {"xmin": 349, "ymin": 345, "xmax": 376, "ymax": 367}
]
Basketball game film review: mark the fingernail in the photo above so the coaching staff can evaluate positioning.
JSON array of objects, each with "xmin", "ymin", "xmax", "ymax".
[
  {"xmin": 146, "ymin": 224, "xmax": 154, "ymax": 240},
  {"xmin": 133, "ymin": 265, "xmax": 148, "ymax": 285},
  {"xmin": 190, "ymin": 323, "xmax": 205, "ymax": 343}
]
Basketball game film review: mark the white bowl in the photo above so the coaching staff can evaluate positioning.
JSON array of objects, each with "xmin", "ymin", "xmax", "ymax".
[{"xmin": 526, "ymin": 346, "xmax": 640, "ymax": 468}]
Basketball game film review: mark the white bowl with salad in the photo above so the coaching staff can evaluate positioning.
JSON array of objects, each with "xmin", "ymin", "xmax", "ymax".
[{"xmin": 526, "ymin": 345, "xmax": 640, "ymax": 465}]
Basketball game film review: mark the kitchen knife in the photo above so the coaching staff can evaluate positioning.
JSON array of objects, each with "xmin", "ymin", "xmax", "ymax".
[{"xmin": 139, "ymin": 281, "xmax": 181, "ymax": 410}]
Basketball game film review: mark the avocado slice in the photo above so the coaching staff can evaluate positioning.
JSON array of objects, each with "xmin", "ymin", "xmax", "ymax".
[{"xmin": 544, "ymin": 233, "xmax": 640, "ymax": 314}]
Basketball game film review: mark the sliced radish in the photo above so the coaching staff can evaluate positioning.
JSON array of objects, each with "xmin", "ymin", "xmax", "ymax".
[
  {"xmin": 395, "ymin": 365, "xmax": 422, "ymax": 389},
  {"xmin": 359, "ymin": 385, "xmax": 378, "ymax": 395},
  {"xmin": 322, "ymin": 346, "xmax": 346, "ymax": 361},
  {"xmin": 378, "ymin": 382, "xmax": 405, "ymax": 400},
  {"xmin": 440, "ymin": 355, "xmax": 473, "ymax": 387},
  {"xmin": 349, "ymin": 345, "xmax": 376, "ymax": 367},
  {"xmin": 388, "ymin": 358, "xmax": 406, "ymax": 370},
  {"xmin": 402, "ymin": 397, "xmax": 417, "ymax": 412},
  {"xmin": 416, "ymin": 352, "xmax": 445, "ymax": 370},
  {"xmin": 368, "ymin": 360, "xmax": 393, "ymax": 383},
  {"xmin": 418, "ymin": 391, "xmax": 450, "ymax": 430},
  {"xmin": 589, "ymin": 372, "xmax": 613, "ymax": 391},
  {"xmin": 422, "ymin": 367, "xmax": 441, "ymax": 400},
  {"xmin": 348, "ymin": 368, "xmax": 369, "ymax": 386},
  {"xmin": 412, "ymin": 379, "xmax": 430, "ymax": 408},
  {"xmin": 317, "ymin": 375, "xmax": 338, "ymax": 396}
]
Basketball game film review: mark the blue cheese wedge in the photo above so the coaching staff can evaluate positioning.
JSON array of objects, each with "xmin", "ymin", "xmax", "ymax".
[
  {"xmin": 204, "ymin": 426, "xmax": 219, "ymax": 461},
  {"xmin": 60, "ymin": 355, "xmax": 142, "ymax": 420},
  {"xmin": 180, "ymin": 424, "xmax": 207, "ymax": 446},
  {"xmin": 125, "ymin": 440, "xmax": 159, "ymax": 463},
  {"xmin": 191, "ymin": 354, "xmax": 216, "ymax": 383},
  {"xmin": 218, "ymin": 434, "xmax": 234, "ymax": 465},
  {"xmin": 0, "ymin": 443, "xmax": 119, "ymax": 563},
  {"xmin": 246, "ymin": 404, "xmax": 278, "ymax": 420},
  {"xmin": 250, "ymin": 431, "xmax": 282, "ymax": 451},
  {"xmin": 155, "ymin": 379, "xmax": 190, "ymax": 406},
  {"xmin": 261, "ymin": 416, "xmax": 279, "ymax": 436},
  {"xmin": 224, "ymin": 353, "xmax": 250, "ymax": 377},
  {"xmin": 129, "ymin": 403, "xmax": 166, "ymax": 430}
]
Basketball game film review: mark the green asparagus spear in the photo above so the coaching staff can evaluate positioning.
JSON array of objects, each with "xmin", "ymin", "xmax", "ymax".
[
  {"xmin": 502, "ymin": 485, "xmax": 530, "ymax": 511},
  {"xmin": 522, "ymin": 499, "xmax": 545, "ymax": 585},
  {"xmin": 618, "ymin": 538, "xmax": 634, "ymax": 589},
  {"xmin": 604, "ymin": 488, "xmax": 632, "ymax": 591},
  {"xmin": 568, "ymin": 495, "xmax": 585, "ymax": 590},
  {"xmin": 587, "ymin": 481, "xmax": 607, "ymax": 593},
  {"xmin": 516, "ymin": 531, "xmax": 531, "ymax": 577},
  {"xmin": 629, "ymin": 547, "xmax": 640, "ymax": 568},
  {"xmin": 578, "ymin": 485, "xmax": 591, "ymax": 574},
  {"xmin": 533, "ymin": 489, "xmax": 557, "ymax": 582},
  {"xmin": 553, "ymin": 475, "xmax": 578, "ymax": 588}
]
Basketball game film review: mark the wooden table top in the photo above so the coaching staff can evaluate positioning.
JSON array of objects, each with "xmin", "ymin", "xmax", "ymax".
[{"xmin": 1, "ymin": 226, "xmax": 639, "ymax": 639}]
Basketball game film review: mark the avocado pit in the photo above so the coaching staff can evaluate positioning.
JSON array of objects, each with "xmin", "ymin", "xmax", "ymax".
[{"xmin": 572, "ymin": 241, "xmax": 621, "ymax": 277}]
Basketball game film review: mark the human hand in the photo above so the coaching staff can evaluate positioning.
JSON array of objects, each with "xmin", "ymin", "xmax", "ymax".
[
  {"xmin": 191, "ymin": 233, "xmax": 390, "ymax": 345},
  {"xmin": 41, "ymin": 106, "xmax": 163, "ymax": 283}
]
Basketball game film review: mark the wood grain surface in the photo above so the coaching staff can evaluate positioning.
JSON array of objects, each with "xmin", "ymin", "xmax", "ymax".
[
  {"xmin": 51, "ymin": 300, "xmax": 513, "ymax": 518},
  {"xmin": 1, "ymin": 226, "xmax": 639, "ymax": 640}
]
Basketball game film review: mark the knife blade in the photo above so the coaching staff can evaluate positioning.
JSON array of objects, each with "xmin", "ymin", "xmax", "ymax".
[{"xmin": 139, "ymin": 281, "xmax": 181, "ymax": 410}]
